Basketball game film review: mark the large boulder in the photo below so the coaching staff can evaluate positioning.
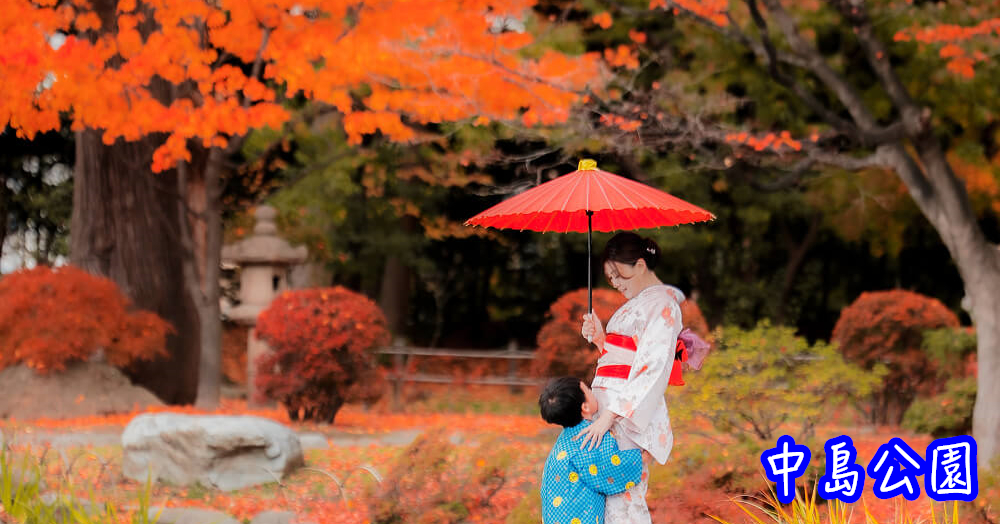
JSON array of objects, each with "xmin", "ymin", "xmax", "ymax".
[{"xmin": 122, "ymin": 414, "xmax": 304, "ymax": 491}]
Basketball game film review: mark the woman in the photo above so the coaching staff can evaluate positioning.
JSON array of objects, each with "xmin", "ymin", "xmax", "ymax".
[{"xmin": 578, "ymin": 232, "xmax": 685, "ymax": 523}]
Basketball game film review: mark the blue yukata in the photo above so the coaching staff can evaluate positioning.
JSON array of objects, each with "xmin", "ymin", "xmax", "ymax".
[{"xmin": 540, "ymin": 419, "xmax": 644, "ymax": 524}]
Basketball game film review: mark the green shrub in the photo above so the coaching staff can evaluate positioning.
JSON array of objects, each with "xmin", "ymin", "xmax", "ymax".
[
  {"xmin": 921, "ymin": 326, "xmax": 977, "ymax": 378},
  {"xmin": 902, "ymin": 377, "xmax": 976, "ymax": 438},
  {"xmin": 900, "ymin": 327, "xmax": 976, "ymax": 438},
  {"xmin": 671, "ymin": 321, "xmax": 884, "ymax": 442}
]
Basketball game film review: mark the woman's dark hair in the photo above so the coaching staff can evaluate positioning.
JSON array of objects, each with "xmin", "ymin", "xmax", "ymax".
[
  {"xmin": 538, "ymin": 376, "xmax": 585, "ymax": 427},
  {"xmin": 601, "ymin": 232, "xmax": 660, "ymax": 270}
]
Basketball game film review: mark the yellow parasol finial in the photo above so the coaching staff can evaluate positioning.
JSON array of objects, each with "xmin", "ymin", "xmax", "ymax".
[{"xmin": 578, "ymin": 159, "xmax": 598, "ymax": 171}]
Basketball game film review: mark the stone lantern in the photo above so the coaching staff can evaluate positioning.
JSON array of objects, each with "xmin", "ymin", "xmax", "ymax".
[{"xmin": 222, "ymin": 205, "xmax": 308, "ymax": 406}]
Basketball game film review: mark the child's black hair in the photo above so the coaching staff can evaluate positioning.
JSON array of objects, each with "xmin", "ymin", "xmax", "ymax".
[{"xmin": 539, "ymin": 376, "xmax": 585, "ymax": 427}]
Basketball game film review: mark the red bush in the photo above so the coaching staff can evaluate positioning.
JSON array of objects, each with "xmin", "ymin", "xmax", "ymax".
[
  {"xmin": 832, "ymin": 289, "xmax": 960, "ymax": 424},
  {"xmin": 254, "ymin": 286, "xmax": 390, "ymax": 423},
  {"xmin": 0, "ymin": 265, "xmax": 170, "ymax": 373},
  {"xmin": 531, "ymin": 288, "xmax": 628, "ymax": 381}
]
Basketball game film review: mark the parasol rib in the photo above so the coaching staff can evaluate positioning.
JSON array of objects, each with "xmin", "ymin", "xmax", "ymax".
[{"xmin": 543, "ymin": 171, "xmax": 587, "ymax": 233}]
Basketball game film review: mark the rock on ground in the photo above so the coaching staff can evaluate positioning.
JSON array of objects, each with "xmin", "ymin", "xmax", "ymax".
[
  {"xmin": 149, "ymin": 507, "xmax": 240, "ymax": 524},
  {"xmin": 122, "ymin": 413, "xmax": 304, "ymax": 491},
  {"xmin": 249, "ymin": 510, "xmax": 318, "ymax": 524},
  {"xmin": 0, "ymin": 362, "xmax": 163, "ymax": 420}
]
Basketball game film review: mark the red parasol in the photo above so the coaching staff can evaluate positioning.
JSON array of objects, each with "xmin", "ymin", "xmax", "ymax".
[{"xmin": 465, "ymin": 159, "xmax": 714, "ymax": 311}]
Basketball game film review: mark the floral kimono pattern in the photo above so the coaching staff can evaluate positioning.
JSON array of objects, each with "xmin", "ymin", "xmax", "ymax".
[{"xmin": 591, "ymin": 284, "xmax": 685, "ymax": 524}]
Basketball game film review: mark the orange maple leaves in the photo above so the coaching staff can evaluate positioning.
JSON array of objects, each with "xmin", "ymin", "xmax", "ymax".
[
  {"xmin": 725, "ymin": 130, "xmax": 805, "ymax": 153},
  {"xmin": 2, "ymin": 0, "xmax": 602, "ymax": 172},
  {"xmin": 894, "ymin": 17, "xmax": 1000, "ymax": 79}
]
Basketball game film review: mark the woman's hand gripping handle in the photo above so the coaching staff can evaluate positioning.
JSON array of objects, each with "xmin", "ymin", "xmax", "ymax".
[{"xmin": 581, "ymin": 312, "xmax": 606, "ymax": 349}]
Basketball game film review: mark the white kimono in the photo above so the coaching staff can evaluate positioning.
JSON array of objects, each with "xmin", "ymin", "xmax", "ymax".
[{"xmin": 592, "ymin": 284, "xmax": 684, "ymax": 524}]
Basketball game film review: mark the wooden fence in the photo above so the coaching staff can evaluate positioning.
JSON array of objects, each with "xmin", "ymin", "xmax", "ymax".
[{"xmin": 375, "ymin": 340, "xmax": 544, "ymax": 408}]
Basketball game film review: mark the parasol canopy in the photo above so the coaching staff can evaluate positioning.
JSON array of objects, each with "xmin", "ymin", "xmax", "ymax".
[{"xmin": 465, "ymin": 159, "xmax": 714, "ymax": 311}]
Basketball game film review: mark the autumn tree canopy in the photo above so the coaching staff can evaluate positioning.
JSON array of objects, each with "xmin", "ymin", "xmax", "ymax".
[{"xmin": 3, "ymin": 0, "xmax": 601, "ymax": 170}]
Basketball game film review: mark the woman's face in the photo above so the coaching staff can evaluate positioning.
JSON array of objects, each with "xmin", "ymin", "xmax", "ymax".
[{"xmin": 604, "ymin": 260, "xmax": 644, "ymax": 299}]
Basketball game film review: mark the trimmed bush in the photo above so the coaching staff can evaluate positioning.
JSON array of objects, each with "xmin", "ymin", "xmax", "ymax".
[
  {"xmin": 832, "ymin": 290, "xmax": 960, "ymax": 424},
  {"xmin": 0, "ymin": 265, "xmax": 170, "ymax": 373},
  {"xmin": 255, "ymin": 286, "xmax": 390, "ymax": 423}
]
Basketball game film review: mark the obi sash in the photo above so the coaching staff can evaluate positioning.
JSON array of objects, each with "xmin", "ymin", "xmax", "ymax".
[{"xmin": 596, "ymin": 333, "xmax": 688, "ymax": 386}]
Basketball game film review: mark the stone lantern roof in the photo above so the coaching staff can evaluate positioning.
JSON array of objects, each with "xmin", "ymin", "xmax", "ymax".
[{"xmin": 221, "ymin": 206, "xmax": 308, "ymax": 266}]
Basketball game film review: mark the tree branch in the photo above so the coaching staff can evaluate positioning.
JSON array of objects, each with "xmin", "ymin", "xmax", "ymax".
[
  {"xmin": 658, "ymin": 0, "xmax": 903, "ymax": 146},
  {"xmin": 757, "ymin": 0, "xmax": 881, "ymax": 132},
  {"xmin": 744, "ymin": 0, "xmax": 865, "ymax": 140},
  {"xmin": 827, "ymin": 0, "xmax": 926, "ymax": 135},
  {"xmin": 650, "ymin": 0, "xmax": 811, "ymax": 70}
]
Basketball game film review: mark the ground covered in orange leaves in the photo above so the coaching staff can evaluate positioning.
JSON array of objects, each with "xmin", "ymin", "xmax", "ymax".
[{"xmin": 2, "ymin": 390, "xmax": 997, "ymax": 524}]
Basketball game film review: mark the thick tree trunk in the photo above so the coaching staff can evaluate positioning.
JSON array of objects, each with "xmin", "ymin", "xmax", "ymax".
[
  {"xmin": 970, "ymin": 268, "xmax": 1000, "ymax": 467},
  {"xmin": 890, "ymin": 140, "xmax": 1000, "ymax": 465},
  {"xmin": 70, "ymin": 130, "xmax": 200, "ymax": 404}
]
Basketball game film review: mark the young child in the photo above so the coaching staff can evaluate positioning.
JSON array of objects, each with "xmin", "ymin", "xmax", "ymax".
[{"xmin": 539, "ymin": 377, "xmax": 644, "ymax": 524}]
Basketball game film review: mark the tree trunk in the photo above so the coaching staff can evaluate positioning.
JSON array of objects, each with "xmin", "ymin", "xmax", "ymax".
[
  {"xmin": 180, "ymin": 147, "xmax": 224, "ymax": 409},
  {"xmin": 889, "ymin": 140, "xmax": 1000, "ymax": 464},
  {"xmin": 379, "ymin": 255, "xmax": 411, "ymax": 335},
  {"xmin": 0, "ymin": 172, "xmax": 8, "ymax": 264},
  {"xmin": 378, "ymin": 216, "xmax": 417, "ymax": 336},
  {"xmin": 70, "ymin": 130, "xmax": 200, "ymax": 404},
  {"xmin": 970, "ymin": 269, "xmax": 1000, "ymax": 467},
  {"xmin": 775, "ymin": 215, "xmax": 821, "ymax": 325}
]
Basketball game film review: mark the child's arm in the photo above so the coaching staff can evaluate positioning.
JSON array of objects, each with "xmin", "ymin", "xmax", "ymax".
[{"xmin": 569, "ymin": 429, "xmax": 643, "ymax": 495}]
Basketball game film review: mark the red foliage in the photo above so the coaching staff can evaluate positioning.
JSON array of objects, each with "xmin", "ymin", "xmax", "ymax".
[
  {"xmin": 680, "ymin": 299, "xmax": 710, "ymax": 340},
  {"xmin": 0, "ymin": 265, "xmax": 170, "ymax": 373},
  {"xmin": 532, "ymin": 288, "xmax": 627, "ymax": 381},
  {"xmin": 832, "ymin": 289, "xmax": 960, "ymax": 424},
  {"xmin": 366, "ymin": 427, "xmax": 515, "ymax": 524},
  {"xmin": 254, "ymin": 287, "xmax": 391, "ymax": 423}
]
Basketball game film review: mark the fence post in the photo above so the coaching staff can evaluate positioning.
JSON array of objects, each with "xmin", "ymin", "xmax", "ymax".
[
  {"xmin": 507, "ymin": 339, "xmax": 521, "ymax": 394},
  {"xmin": 392, "ymin": 337, "xmax": 406, "ymax": 412}
]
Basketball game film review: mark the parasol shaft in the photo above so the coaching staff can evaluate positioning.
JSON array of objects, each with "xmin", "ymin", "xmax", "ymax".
[{"xmin": 587, "ymin": 210, "xmax": 593, "ymax": 313}]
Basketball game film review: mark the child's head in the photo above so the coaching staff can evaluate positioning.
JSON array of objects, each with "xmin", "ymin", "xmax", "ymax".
[{"xmin": 538, "ymin": 376, "xmax": 600, "ymax": 427}]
